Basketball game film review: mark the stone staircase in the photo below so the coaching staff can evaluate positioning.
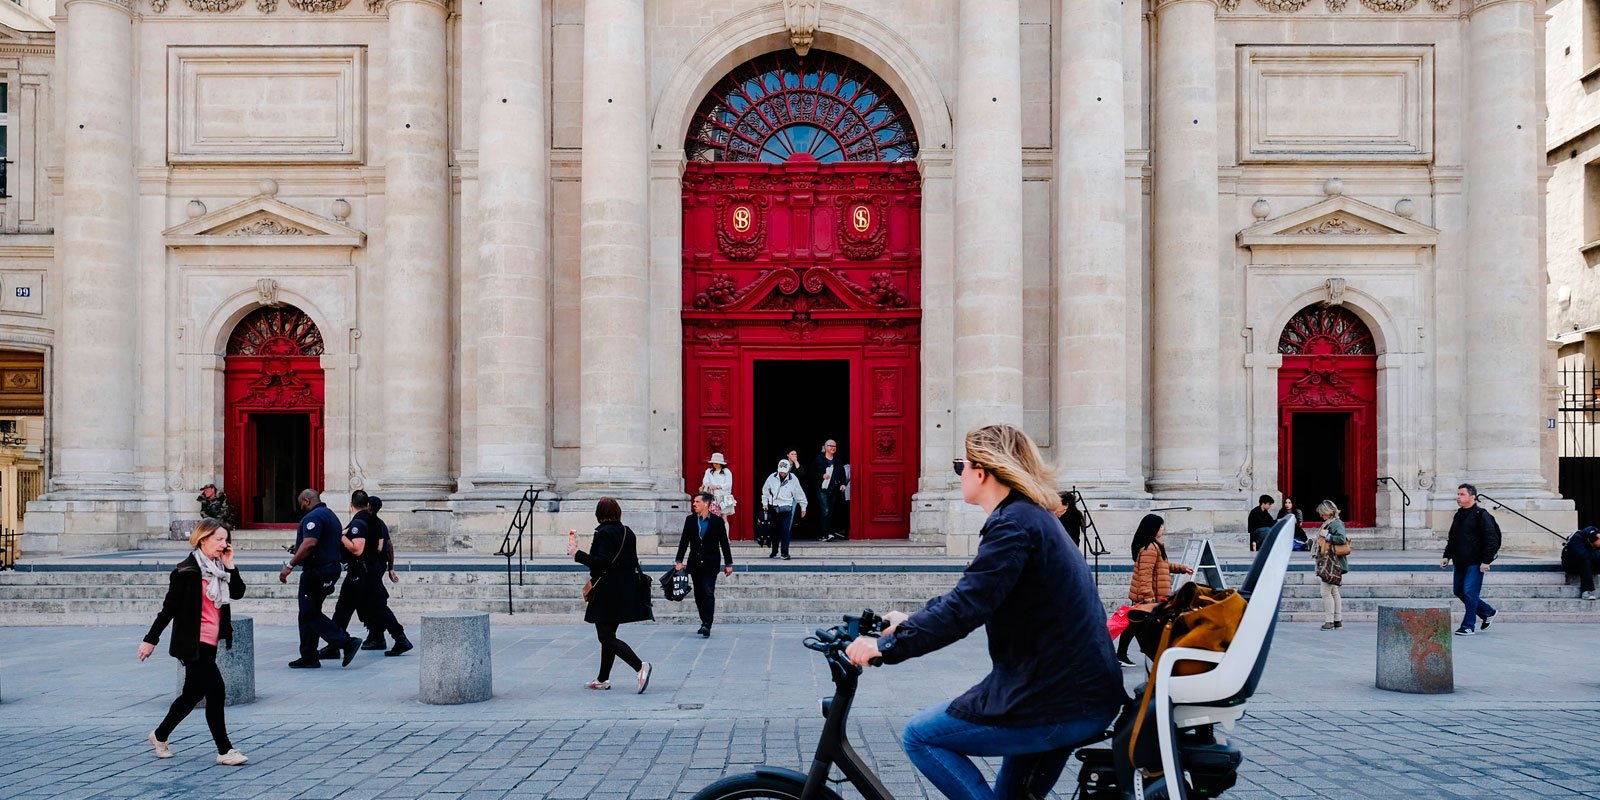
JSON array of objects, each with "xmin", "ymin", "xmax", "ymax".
[{"xmin": 0, "ymin": 557, "xmax": 1593, "ymax": 626}]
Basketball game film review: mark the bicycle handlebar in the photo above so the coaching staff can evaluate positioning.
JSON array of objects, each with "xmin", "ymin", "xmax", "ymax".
[{"xmin": 804, "ymin": 609, "xmax": 889, "ymax": 670}]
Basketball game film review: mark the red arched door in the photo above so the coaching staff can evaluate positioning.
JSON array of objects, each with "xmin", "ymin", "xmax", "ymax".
[
  {"xmin": 223, "ymin": 306, "xmax": 325, "ymax": 528},
  {"xmin": 1277, "ymin": 305, "xmax": 1378, "ymax": 527},
  {"xmin": 682, "ymin": 50, "xmax": 921, "ymax": 541}
]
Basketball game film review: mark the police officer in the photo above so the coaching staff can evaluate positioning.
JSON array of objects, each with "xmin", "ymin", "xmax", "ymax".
[
  {"xmin": 324, "ymin": 492, "xmax": 412, "ymax": 658},
  {"xmin": 279, "ymin": 489, "xmax": 357, "ymax": 668}
]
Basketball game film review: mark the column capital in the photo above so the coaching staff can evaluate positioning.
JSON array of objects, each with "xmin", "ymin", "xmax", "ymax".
[
  {"xmin": 385, "ymin": 0, "xmax": 447, "ymax": 10},
  {"xmin": 63, "ymin": 0, "xmax": 134, "ymax": 14},
  {"xmin": 1465, "ymin": 0, "xmax": 1534, "ymax": 15},
  {"xmin": 1153, "ymin": 0, "xmax": 1222, "ymax": 12}
]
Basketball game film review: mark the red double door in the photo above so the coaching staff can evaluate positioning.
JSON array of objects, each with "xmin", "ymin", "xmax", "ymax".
[
  {"xmin": 1277, "ymin": 353, "xmax": 1378, "ymax": 528},
  {"xmin": 223, "ymin": 354, "xmax": 325, "ymax": 528},
  {"xmin": 681, "ymin": 156, "xmax": 921, "ymax": 540}
]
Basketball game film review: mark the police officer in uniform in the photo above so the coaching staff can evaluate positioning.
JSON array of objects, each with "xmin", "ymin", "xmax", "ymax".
[
  {"xmin": 362, "ymin": 496, "xmax": 413, "ymax": 656},
  {"xmin": 279, "ymin": 489, "xmax": 358, "ymax": 668},
  {"xmin": 324, "ymin": 492, "xmax": 412, "ymax": 658}
]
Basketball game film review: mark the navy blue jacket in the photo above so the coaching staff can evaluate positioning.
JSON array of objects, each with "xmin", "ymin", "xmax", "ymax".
[
  {"xmin": 295, "ymin": 502, "xmax": 344, "ymax": 569},
  {"xmin": 1565, "ymin": 531, "xmax": 1600, "ymax": 562},
  {"xmin": 876, "ymin": 492, "xmax": 1124, "ymax": 727}
]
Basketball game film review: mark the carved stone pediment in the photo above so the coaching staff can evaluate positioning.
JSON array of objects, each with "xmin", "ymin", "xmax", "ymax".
[
  {"xmin": 164, "ymin": 188, "xmax": 364, "ymax": 250},
  {"xmin": 1237, "ymin": 195, "xmax": 1437, "ymax": 250}
]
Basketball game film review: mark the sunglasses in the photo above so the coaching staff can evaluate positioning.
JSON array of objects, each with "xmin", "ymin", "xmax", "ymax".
[{"xmin": 953, "ymin": 458, "xmax": 980, "ymax": 477}]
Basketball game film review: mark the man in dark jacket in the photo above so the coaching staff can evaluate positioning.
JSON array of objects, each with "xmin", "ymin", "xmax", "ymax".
[
  {"xmin": 279, "ymin": 489, "xmax": 357, "ymax": 667},
  {"xmin": 1440, "ymin": 483, "xmax": 1500, "ymax": 635},
  {"xmin": 675, "ymin": 492, "xmax": 734, "ymax": 637},
  {"xmin": 1563, "ymin": 526, "xmax": 1600, "ymax": 600},
  {"xmin": 324, "ymin": 492, "xmax": 412, "ymax": 660},
  {"xmin": 1247, "ymin": 495, "xmax": 1275, "ymax": 552},
  {"xmin": 811, "ymin": 440, "xmax": 849, "ymax": 541}
]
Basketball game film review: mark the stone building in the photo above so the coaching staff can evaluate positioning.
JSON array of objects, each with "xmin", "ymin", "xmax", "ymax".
[{"xmin": 6, "ymin": 0, "xmax": 1570, "ymax": 556}]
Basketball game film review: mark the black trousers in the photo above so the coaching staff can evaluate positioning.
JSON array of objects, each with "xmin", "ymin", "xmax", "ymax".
[
  {"xmin": 332, "ymin": 565, "xmax": 406, "ymax": 642},
  {"xmin": 690, "ymin": 563, "xmax": 719, "ymax": 628},
  {"xmin": 594, "ymin": 622, "xmax": 642, "ymax": 682},
  {"xmin": 1564, "ymin": 552, "xmax": 1600, "ymax": 593},
  {"xmin": 156, "ymin": 643, "xmax": 232, "ymax": 754},
  {"xmin": 298, "ymin": 566, "xmax": 349, "ymax": 660}
]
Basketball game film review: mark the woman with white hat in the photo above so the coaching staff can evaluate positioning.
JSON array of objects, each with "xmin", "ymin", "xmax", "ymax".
[{"xmin": 700, "ymin": 452, "xmax": 736, "ymax": 520}]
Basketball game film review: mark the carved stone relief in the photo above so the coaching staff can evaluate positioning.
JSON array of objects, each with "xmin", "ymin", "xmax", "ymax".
[
  {"xmin": 1293, "ymin": 217, "xmax": 1370, "ymax": 235},
  {"xmin": 1255, "ymin": 0, "xmax": 1311, "ymax": 12},
  {"xmin": 783, "ymin": 0, "xmax": 820, "ymax": 56}
]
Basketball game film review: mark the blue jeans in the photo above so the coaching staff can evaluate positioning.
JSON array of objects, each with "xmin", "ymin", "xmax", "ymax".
[
  {"xmin": 769, "ymin": 506, "xmax": 794, "ymax": 557},
  {"xmin": 1452, "ymin": 562, "xmax": 1497, "ymax": 631},
  {"xmin": 902, "ymin": 702, "xmax": 1118, "ymax": 800}
]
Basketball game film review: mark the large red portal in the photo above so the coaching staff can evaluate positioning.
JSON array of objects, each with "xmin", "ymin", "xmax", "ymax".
[
  {"xmin": 1277, "ymin": 305, "xmax": 1378, "ymax": 528},
  {"xmin": 223, "ymin": 306, "xmax": 325, "ymax": 529},
  {"xmin": 682, "ymin": 157, "xmax": 921, "ymax": 540}
]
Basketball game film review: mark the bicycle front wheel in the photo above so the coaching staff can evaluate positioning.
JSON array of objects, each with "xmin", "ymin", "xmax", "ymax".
[{"xmin": 689, "ymin": 772, "xmax": 844, "ymax": 800}]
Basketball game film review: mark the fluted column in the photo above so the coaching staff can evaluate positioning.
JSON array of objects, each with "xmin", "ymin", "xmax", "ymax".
[
  {"xmin": 1465, "ymin": 0, "xmax": 1545, "ymax": 489},
  {"xmin": 1149, "ymin": 0, "xmax": 1222, "ymax": 493},
  {"xmin": 576, "ymin": 0, "xmax": 652, "ymax": 488},
  {"xmin": 381, "ymin": 0, "xmax": 452, "ymax": 496},
  {"xmin": 953, "ymin": 0, "xmax": 1025, "ymax": 436},
  {"xmin": 471, "ymin": 0, "xmax": 550, "ymax": 493},
  {"xmin": 53, "ymin": 0, "xmax": 137, "ymax": 492},
  {"xmin": 1056, "ymin": 0, "xmax": 1130, "ymax": 490}
]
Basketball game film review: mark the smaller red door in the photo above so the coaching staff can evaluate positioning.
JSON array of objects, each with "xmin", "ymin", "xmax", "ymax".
[
  {"xmin": 222, "ymin": 307, "xmax": 327, "ymax": 529},
  {"xmin": 1277, "ymin": 305, "xmax": 1378, "ymax": 527}
]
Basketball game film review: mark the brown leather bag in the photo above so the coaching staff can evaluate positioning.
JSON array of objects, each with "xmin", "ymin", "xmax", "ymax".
[
  {"xmin": 1127, "ymin": 582, "xmax": 1248, "ymax": 764},
  {"xmin": 581, "ymin": 528, "xmax": 630, "ymax": 602}
]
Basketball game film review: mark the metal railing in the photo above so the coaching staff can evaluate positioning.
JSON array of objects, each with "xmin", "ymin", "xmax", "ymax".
[
  {"xmin": 0, "ymin": 526, "xmax": 16, "ymax": 570},
  {"xmin": 494, "ymin": 488, "xmax": 539, "ymax": 615},
  {"xmin": 1068, "ymin": 487, "xmax": 1111, "ymax": 587},
  {"xmin": 1476, "ymin": 493, "xmax": 1567, "ymax": 544},
  {"xmin": 1375, "ymin": 476, "xmax": 1411, "ymax": 550}
]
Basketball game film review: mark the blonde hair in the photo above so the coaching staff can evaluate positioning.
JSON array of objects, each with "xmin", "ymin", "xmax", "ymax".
[
  {"xmin": 190, "ymin": 518, "xmax": 230, "ymax": 549},
  {"xmin": 1315, "ymin": 500, "xmax": 1340, "ymax": 519},
  {"xmin": 964, "ymin": 424, "xmax": 1060, "ymax": 511}
]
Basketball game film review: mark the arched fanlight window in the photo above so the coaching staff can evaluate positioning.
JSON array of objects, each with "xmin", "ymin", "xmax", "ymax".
[
  {"xmin": 686, "ymin": 50, "xmax": 919, "ymax": 164},
  {"xmin": 1278, "ymin": 305, "xmax": 1375, "ymax": 356},
  {"xmin": 227, "ymin": 306, "xmax": 325, "ymax": 357}
]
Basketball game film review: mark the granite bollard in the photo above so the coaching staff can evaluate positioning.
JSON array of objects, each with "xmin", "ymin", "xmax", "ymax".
[
  {"xmin": 420, "ymin": 611, "xmax": 492, "ymax": 704},
  {"xmin": 1376, "ymin": 603, "xmax": 1453, "ymax": 694},
  {"xmin": 174, "ymin": 614, "xmax": 255, "ymax": 706}
]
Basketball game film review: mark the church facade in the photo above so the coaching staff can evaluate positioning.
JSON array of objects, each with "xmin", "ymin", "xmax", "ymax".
[{"xmin": 6, "ymin": 0, "xmax": 1570, "ymax": 555}]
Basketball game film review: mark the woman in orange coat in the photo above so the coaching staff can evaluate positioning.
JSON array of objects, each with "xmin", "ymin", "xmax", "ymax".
[{"xmin": 1116, "ymin": 514, "xmax": 1194, "ymax": 666}]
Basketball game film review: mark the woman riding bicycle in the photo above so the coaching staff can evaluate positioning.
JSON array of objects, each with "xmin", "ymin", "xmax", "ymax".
[{"xmin": 845, "ymin": 424, "xmax": 1125, "ymax": 800}]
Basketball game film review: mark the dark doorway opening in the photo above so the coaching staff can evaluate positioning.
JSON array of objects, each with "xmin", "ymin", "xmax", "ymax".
[
  {"xmin": 252, "ymin": 413, "xmax": 311, "ymax": 525},
  {"xmin": 752, "ymin": 359, "xmax": 849, "ymax": 540},
  {"xmin": 1290, "ymin": 412, "xmax": 1350, "ymax": 525}
]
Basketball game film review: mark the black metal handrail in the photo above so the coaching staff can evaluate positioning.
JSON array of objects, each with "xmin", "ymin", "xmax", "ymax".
[
  {"xmin": 1376, "ymin": 476, "xmax": 1411, "ymax": 550},
  {"xmin": 0, "ymin": 526, "xmax": 15, "ymax": 570},
  {"xmin": 1476, "ymin": 492, "xmax": 1568, "ymax": 543},
  {"xmin": 1069, "ymin": 486, "xmax": 1111, "ymax": 587},
  {"xmin": 494, "ymin": 488, "xmax": 538, "ymax": 614}
]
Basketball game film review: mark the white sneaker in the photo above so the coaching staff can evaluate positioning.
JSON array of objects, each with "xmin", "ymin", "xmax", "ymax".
[
  {"xmin": 637, "ymin": 662, "xmax": 652, "ymax": 694},
  {"xmin": 1583, "ymin": 591, "xmax": 1597, "ymax": 601},
  {"xmin": 215, "ymin": 749, "xmax": 248, "ymax": 766},
  {"xmin": 148, "ymin": 731, "xmax": 171, "ymax": 759}
]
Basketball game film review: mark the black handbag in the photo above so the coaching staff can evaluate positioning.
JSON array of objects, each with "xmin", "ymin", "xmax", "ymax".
[
  {"xmin": 753, "ymin": 507, "xmax": 773, "ymax": 547},
  {"xmin": 659, "ymin": 566, "xmax": 692, "ymax": 601}
]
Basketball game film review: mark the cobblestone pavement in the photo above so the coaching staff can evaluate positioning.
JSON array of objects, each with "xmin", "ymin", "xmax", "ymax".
[{"xmin": 0, "ymin": 621, "xmax": 1595, "ymax": 799}]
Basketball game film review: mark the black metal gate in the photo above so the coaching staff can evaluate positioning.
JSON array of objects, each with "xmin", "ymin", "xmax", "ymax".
[{"xmin": 1558, "ymin": 362, "xmax": 1600, "ymax": 528}]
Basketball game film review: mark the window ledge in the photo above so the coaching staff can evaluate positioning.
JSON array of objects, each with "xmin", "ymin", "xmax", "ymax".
[
  {"xmin": 1583, "ymin": 63, "xmax": 1600, "ymax": 86},
  {"xmin": 1581, "ymin": 239, "xmax": 1600, "ymax": 259}
]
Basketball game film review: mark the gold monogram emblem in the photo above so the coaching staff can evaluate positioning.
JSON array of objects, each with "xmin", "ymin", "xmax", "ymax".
[
  {"xmin": 852, "ymin": 205, "xmax": 872, "ymax": 232},
  {"xmin": 732, "ymin": 206, "xmax": 752, "ymax": 233}
]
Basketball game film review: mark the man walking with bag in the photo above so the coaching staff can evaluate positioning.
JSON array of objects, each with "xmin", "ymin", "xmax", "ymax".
[
  {"xmin": 675, "ymin": 492, "xmax": 734, "ymax": 638},
  {"xmin": 1440, "ymin": 483, "xmax": 1500, "ymax": 636}
]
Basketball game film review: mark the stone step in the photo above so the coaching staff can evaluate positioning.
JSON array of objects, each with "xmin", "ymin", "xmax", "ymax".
[{"xmin": 659, "ymin": 541, "xmax": 950, "ymax": 557}]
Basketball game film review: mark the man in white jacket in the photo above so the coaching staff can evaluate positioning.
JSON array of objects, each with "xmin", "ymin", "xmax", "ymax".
[{"xmin": 761, "ymin": 459, "xmax": 808, "ymax": 560}]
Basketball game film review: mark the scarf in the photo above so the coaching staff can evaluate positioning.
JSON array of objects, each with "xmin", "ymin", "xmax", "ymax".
[{"xmin": 193, "ymin": 549, "xmax": 231, "ymax": 608}]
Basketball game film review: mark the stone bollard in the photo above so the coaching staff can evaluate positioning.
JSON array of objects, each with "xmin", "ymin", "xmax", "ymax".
[
  {"xmin": 175, "ymin": 614, "xmax": 256, "ymax": 706},
  {"xmin": 420, "ymin": 611, "xmax": 492, "ymax": 704},
  {"xmin": 1376, "ymin": 603, "xmax": 1453, "ymax": 694}
]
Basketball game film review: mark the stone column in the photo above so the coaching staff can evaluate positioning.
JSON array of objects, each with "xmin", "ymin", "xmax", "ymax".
[
  {"xmin": 1148, "ymin": 0, "xmax": 1222, "ymax": 493},
  {"xmin": 1056, "ymin": 0, "xmax": 1131, "ymax": 490},
  {"xmin": 1465, "ymin": 0, "xmax": 1546, "ymax": 490},
  {"xmin": 381, "ymin": 0, "xmax": 452, "ymax": 497},
  {"xmin": 53, "ymin": 0, "xmax": 137, "ymax": 492},
  {"xmin": 471, "ymin": 0, "xmax": 549, "ymax": 494},
  {"xmin": 953, "ymin": 0, "xmax": 1025, "ymax": 437},
  {"xmin": 576, "ymin": 0, "xmax": 652, "ymax": 489}
]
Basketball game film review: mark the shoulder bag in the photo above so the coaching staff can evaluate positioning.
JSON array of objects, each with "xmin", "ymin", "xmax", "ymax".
[{"xmin": 581, "ymin": 527, "xmax": 629, "ymax": 602}]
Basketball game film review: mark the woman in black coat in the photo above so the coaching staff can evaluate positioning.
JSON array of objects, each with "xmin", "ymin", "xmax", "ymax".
[
  {"xmin": 566, "ymin": 497, "xmax": 653, "ymax": 693},
  {"xmin": 138, "ymin": 519, "xmax": 249, "ymax": 765}
]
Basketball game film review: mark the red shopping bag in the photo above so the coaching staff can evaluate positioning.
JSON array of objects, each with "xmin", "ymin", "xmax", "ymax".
[{"xmin": 1107, "ymin": 604, "xmax": 1133, "ymax": 639}]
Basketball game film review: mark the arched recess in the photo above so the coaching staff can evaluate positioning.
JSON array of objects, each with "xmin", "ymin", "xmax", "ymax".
[
  {"xmin": 222, "ymin": 306, "xmax": 327, "ymax": 528},
  {"xmin": 1276, "ymin": 304, "xmax": 1379, "ymax": 528},
  {"xmin": 651, "ymin": 6, "xmax": 953, "ymax": 523}
]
